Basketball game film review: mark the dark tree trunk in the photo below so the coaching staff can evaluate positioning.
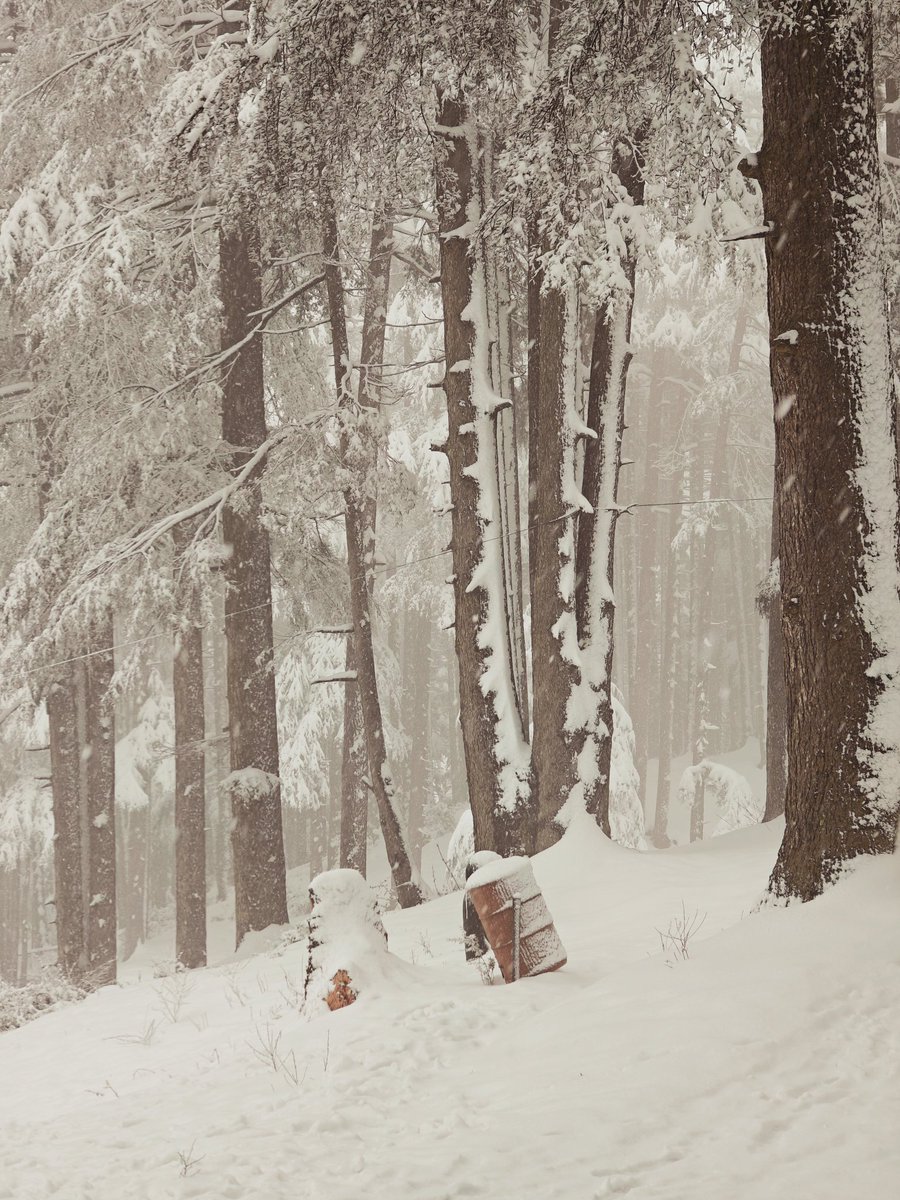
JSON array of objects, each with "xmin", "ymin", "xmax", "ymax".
[
  {"xmin": 85, "ymin": 618, "xmax": 116, "ymax": 986},
  {"xmin": 530, "ymin": 273, "xmax": 582, "ymax": 850},
  {"xmin": 751, "ymin": 2, "xmax": 900, "ymax": 900},
  {"xmin": 321, "ymin": 202, "xmax": 423, "ymax": 907},
  {"xmin": 219, "ymin": 214, "xmax": 289, "ymax": 943},
  {"xmin": 172, "ymin": 524, "xmax": 207, "ymax": 969},
  {"xmin": 434, "ymin": 95, "xmax": 533, "ymax": 857}
]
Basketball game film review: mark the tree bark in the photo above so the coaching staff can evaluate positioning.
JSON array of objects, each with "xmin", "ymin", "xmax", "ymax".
[
  {"xmin": 172, "ymin": 523, "xmax": 207, "ymax": 969},
  {"xmin": 434, "ymin": 94, "xmax": 533, "ymax": 857},
  {"xmin": 219, "ymin": 214, "xmax": 289, "ymax": 943},
  {"xmin": 631, "ymin": 357, "xmax": 662, "ymax": 803},
  {"xmin": 572, "ymin": 137, "xmax": 644, "ymax": 836},
  {"xmin": 530, "ymin": 269, "xmax": 583, "ymax": 850},
  {"xmin": 762, "ymin": 492, "xmax": 787, "ymax": 821},
  {"xmin": 339, "ymin": 638, "xmax": 368, "ymax": 875},
  {"xmin": 406, "ymin": 610, "xmax": 430, "ymax": 874},
  {"xmin": 321, "ymin": 201, "xmax": 423, "ymax": 907},
  {"xmin": 85, "ymin": 617, "xmax": 116, "ymax": 986},
  {"xmin": 753, "ymin": 2, "xmax": 900, "ymax": 899},
  {"xmin": 336, "ymin": 211, "xmax": 392, "ymax": 880}
]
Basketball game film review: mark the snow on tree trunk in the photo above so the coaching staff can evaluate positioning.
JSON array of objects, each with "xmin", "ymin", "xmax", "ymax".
[
  {"xmin": 321, "ymin": 203, "xmax": 422, "ymax": 909},
  {"xmin": 219, "ymin": 213, "xmax": 289, "ymax": 944},
  {"xmin": 434, "ymin": 93, "xmax": 533, "ymax": 858},
  {"xmin": 749, "ymin": 1, "xmax": 900, "ymax": 900},
  {"xmin": 572, "ymin": 137, "xmax": 643, "ymax": 837},
  {"xmin": 339, "ymin": 637, "xmax": 368, "ymax": 876},
  {"xmin": 481, "ymin": 135, "xmax": 530, "ymax": 730},
  {"xmin": 760, "ymin": 502, "xmax": 787, "ymax": 822},
  {"xmin": 172, "ymin": 521, "xmax": 207, "ymax": 970},
  {"xmin": 530, "ymin": 272, "xmax": 585, "ymax": 851}
]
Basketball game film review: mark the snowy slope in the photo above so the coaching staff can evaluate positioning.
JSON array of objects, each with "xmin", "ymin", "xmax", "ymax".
[{"xmin": 1, "ymin": 817, "xmax": 898, "ymax": 1200}]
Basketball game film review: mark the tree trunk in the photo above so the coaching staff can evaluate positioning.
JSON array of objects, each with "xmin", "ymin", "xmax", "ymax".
[
  {"xmin": 336, "ymin": 210, "xmax": 392, "ymax": 880},
  {"xmin": 434, "ymin": 95, "xmax": 533, "ymax": 857},
  {"xmin": 886, "ymin": 77, "xmax": 899, "ymax": 373},
  {"xmin": 632, "ymin": 358, "xmax": 662, "ymax": 802},
  {"xmin": 36, "ymin": 418, "xmax": 87, "ymax": 982},
  {"xmin": 572, "ymin": 138, "xmax": 644, "ymax": 836},
  {"xmin": 763, "ymin": 492, "xmax": 787, "ymax": 821},
  {"xmin": 45, "ymin": 672, "xmax": 87, "ymax": 979},
  {"xmin": 652, "ymin": 389, "xmax": 683, "ymax": 846},
  {"xmin": 321, "ymin": 202, "xmax": 423, "ymax": 907},
  {"xmin": 530, "ymin": 268, "xmax": 583, "ymax": 850},
  {"xmin": 339, "ymin": 641, "xmax": 368, "ymax": 875},
  {"xmin": 751, "ymin": 2, "xmax": 900, "ymax": 900},
  {"xmin": 172, "ymin": 523, "xmax": 207, "ymax": 969},
  {"xmin": 219, "ymin": 214, "xmax": 289, "ymax": 943},
  {"xmin": 85, "ymin": 618, "xmax": 116, "ymax": 986},
  {"xmin": 406, "ymin": 610, "xmax": 430, "ymax": 874}
]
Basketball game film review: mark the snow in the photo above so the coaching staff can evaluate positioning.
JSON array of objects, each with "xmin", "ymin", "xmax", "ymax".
[
  {"xmin": 1, "ymin": 819, "xmax": 898, "ymax": 1197},
  {"xmin": 465, "ymin": 853, "xmax": 529, "ymax": 890}
]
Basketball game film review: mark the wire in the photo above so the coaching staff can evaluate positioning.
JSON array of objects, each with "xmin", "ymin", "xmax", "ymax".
[{"xmin": 18, "ymin": 493, "xmax": 774, "ymax": 676}]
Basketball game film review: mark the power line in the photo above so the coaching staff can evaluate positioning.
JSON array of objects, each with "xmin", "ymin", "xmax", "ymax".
[{"xmin": 16, "ymin": 492, "xmax": 773, "ymax": 677}]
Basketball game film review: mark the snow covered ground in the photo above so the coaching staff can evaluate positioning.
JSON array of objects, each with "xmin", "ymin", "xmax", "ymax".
[{"xmin": 1, "ymin": 816, "xmax": 898, "ymax": 1199}]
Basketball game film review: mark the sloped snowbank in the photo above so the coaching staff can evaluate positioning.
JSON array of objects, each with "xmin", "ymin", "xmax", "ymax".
[{"xmin": 0, "ymin": 817, "xmax": 897, "ymax": 1199}]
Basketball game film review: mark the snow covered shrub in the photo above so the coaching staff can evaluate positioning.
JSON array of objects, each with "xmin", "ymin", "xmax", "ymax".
[
  {"xmin": 303, "ymin": 870, "xmax": 388, "ymax": 1013},
  {"xmin": 0, "ymin": 970, "xmax": 83, "ymax": 1033},
  {"xmin": 446, "ymin": 809, "xmax": 474, "ymax": 888},
  {"xmin": 609, "ymin": 698, "xmax": 646, "ymax": 850},
  {"xmin": 676, "ymin": 761, "xmax": 763, "ymax": 837}
]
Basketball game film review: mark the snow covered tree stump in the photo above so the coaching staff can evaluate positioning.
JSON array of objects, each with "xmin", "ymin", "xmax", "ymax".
[
  {"xmin": 466, "ymin": 857, "xmax": 566, "ymax": 983},
  {"xmin": 304, "ymin": 870, "xmax": 387, "ymax": 1012}
]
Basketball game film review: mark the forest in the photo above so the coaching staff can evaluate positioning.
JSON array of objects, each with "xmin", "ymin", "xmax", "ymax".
[{"xmin": 0, "ymin": 2, "xmax": 898, "ymax": 1196}]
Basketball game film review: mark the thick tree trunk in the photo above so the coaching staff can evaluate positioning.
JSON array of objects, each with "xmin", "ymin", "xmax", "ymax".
[
  {"xmin": 886, "ymin": 76, "xmax": 899, "ymax": 322},
  {"xmin": 172, "ymin": 523, "xmax": 207, "ymax": 969},
  {"xmin": 321, "ymin": 202, "xmax": 423, "ymax": 907},
  {"xmin": 219, "ymin": 214, "xmax": 289, "ymax": 943},
  {"xmin": 752, "ymin": 3, "xmax": 900, "ymax": 900},
  {"xmin": 530, "ymin": 273, "xmax": 583, "ymax": 850},
  {"xmin": 85, "ymin": 618, "xmax": 116, "ymax": 986},
  {"xmin": 434, "ymin": 94, "xmax": 533, "ymax": 857}
]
